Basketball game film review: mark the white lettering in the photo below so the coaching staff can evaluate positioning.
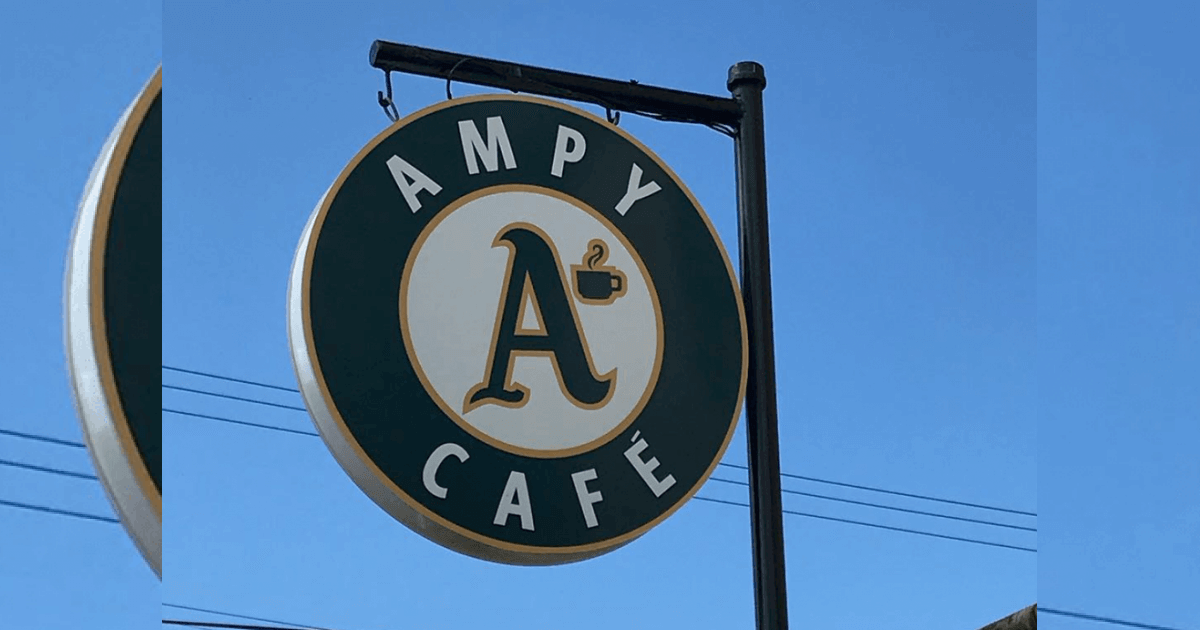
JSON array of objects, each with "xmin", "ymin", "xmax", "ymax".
[
  {"xmin": 422, "ymin": 443, "xmax": 469, "ymax": 499},
  {"xmin": 614, "ymin": 163, "xmax": 662, "ymax": 215},
  {"xmin": 623, "ymin": 431, "xmax": 676, "ymax": 497},
  {"xmin": 458, "ymin": 117, "xmax": 517, "ymax": 175},
  {"xmin": 386, "ymin": 155, "xmax": 442, "ymax": 213},
  {"xmin": 571, "ymin": 469, "xmax": 603, "ymax": 529},
  {"xmin": 550, "ymin": 125, "xmax": 587, "ymax": 178},
  {"xmin": 493, "ymin": 471, "xmax": 535, "ymax": 531}
]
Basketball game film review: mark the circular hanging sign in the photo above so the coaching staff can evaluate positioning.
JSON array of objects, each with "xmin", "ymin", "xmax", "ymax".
[
  {"xmin": 65, "ymin": 66, "xmax": 161, "ymax": 577},
  {"xmin": 289, "ymin": 94, "xmax": 746, "ymax": 565}
]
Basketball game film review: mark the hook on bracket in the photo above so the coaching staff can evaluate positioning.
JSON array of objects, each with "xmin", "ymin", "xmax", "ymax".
[
  {"xmin": 377, "ymin": 70, "xmax": 399, "ymax": 123},
  {"xmin": 446, "ymin": 57, "xmax": 473, "ymax": 100}
]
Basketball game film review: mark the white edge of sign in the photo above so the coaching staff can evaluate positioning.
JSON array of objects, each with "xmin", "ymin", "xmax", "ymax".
[{"xmin": 64, "ymin": 87, "xmax": 162, "ymax": 579}]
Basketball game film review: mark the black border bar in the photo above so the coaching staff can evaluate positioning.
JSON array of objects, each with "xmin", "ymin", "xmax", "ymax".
[{"xmin": 370, "ymin": 40, "xmax": 743, "ymax": 127}]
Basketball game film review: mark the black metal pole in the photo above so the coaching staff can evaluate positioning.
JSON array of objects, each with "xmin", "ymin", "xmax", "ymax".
[
  {"xmin": 729, "ymin": 62, "xmax": 789, "ymax": 630},
  {"xmin": 370, "ymin": 40, "xmax": 742, "ymax": 127}
]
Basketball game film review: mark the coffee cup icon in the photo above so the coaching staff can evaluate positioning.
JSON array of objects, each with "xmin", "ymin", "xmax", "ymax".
[
  {"xmin": 572, "ymin": 240, "xmax": 627, "ymax": 305},
  {"xmin": 576, "ymin": 269, "xmax": 623, "ymax": 300}
]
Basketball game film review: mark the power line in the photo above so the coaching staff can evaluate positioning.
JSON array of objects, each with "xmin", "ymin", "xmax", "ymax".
[
  {"xmin": 0, "ymin": 427, "xmax": 86, "ymax": 449},
  {"xmin": 159, "ymin": 366, "xmax": 1037, "ymax": 518},
  {"xmin": 164, "ymin": 408, "xmax": 319, "ymax": 437},
  {"xmin": 162, "ymin": 622, "xmax": 310, "ymax": 630},
  {"xmin": 0, "ymin": 431, "xmax": 113, "ymax": 525},
  {"xmin": 163, "ymin": 606, "xmax": 1188, "ymax": 630},
  {"xmin": 718, "ymin": 461, "xmax": 1036, "ymax": 518},
  {"xmin": 162, "ymin": 384, "xmax": 308, "ymax": 413},
  {"xmin": 5, "ymin": 400, "xmax": 1035, "ymax": 555},
  {"xmin": 162, "ymin": 405, "xmax": 1031, "ymax": 553},
  {"xmin": 1041, "ymin": 607, "xmax": 1193, "ymax": 630},
  {"xmin": 0, "ymin": 457, "xmax": 97, "ymax": 481},
  {"xmin": 163, "ymin": 365, "xmax": 301, "ymax": 394},
  {"xmin": 163, "ymin": 603, "xmax": 338, "ymax": 630},
  {"xmin": 0, "ymin": 497, "xmax": 118, "ymax": 524},
  {"xmin": 707, "ymin": 475, "xmax": 1034, "ymax": 532},
  {"xmin": 162, "ymin": 406, "xmax": 1028, "ymax": 531},
  {"xmin": 692, "ymin": 496, "xmax": 1035, "ymax": 553}
]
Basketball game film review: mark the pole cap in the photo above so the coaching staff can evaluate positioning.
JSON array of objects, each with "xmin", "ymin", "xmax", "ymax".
[{"xmin": 727, "ymin": 61, "xmax": 766, "ymax": 91}]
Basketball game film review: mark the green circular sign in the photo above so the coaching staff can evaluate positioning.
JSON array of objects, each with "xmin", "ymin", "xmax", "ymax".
[
  {"xmin": 289, "ymin": 94, "xmax": 746, "ymax": 564},
  {"xmin": 65, "ymin": 66, "xmax": 161, "ymax": 577}
]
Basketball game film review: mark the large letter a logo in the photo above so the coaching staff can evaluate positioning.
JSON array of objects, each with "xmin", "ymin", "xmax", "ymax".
[{"xmin": 465, "ymin": 224, "xmax": 615, "ymax": 413}]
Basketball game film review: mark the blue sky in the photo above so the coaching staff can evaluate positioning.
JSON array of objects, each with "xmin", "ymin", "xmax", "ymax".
[
  {"xmin": 1039, "ymin": 2, "xmax": 1200, "ymax": 629},
  {"xmin": 163, "ymin": 1, "xmax": 1034, "ymax": 629},
  {"xmin": 0, "ymin": 0, "xmax": 161, "ymax": 628},
  {"xmin": 2, "ymin": 1, "xmax": 1194, "ymax": 629}
]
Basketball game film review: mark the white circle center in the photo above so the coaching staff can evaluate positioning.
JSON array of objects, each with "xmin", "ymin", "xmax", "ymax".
[{"xmin": 402, "ymin": 189, "xmax": 661, "ymax": 454}]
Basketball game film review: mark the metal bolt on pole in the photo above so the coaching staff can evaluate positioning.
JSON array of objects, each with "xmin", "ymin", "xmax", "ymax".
[{"xmin": 729, "ymin": 61, "xmax": 790, "ymax": 630}]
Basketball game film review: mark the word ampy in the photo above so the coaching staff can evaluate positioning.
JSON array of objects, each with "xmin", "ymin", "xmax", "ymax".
[{"xmin": 385, "ymin": 116, "xmax": 662, "ymax": 215}]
